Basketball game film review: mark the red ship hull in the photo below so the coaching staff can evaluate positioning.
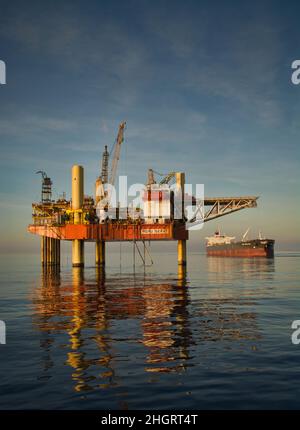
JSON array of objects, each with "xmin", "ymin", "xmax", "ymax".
[{"xmin": 206, "ymin": 239, "xmax": 275, "ymax": 258}]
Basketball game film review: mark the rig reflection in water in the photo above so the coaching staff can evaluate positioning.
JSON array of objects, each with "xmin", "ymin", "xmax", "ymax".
[
  {"xmin": 31, "ymin": 263, "xmax": 265, "ymax": 394},
  {"xmin": 31, "ymin": 267, "xmax": 192, "ymax": 393}
]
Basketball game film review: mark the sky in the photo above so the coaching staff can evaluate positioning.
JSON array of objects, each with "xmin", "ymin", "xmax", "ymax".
[{"xmin": 0, "ymin": 0, "xmax": 299, "ymax": 253}]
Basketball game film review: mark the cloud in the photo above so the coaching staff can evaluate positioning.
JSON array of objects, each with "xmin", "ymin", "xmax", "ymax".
[
  {"xmin": 0, "ymin": 4, "xmax": 151, "ymax": 78},
  {"xmin": 0, "ymin": 115, "xmax": 74, "ymax": 138},
  {"xmin": 168, "ymin": 8, "xmax": 285, "ymax": 126},
  {"xmin": 0, "ymin": 1, "xmax": 286, "ymax": 126}
]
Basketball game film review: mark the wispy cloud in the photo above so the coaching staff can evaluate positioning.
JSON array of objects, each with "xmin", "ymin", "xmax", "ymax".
[
  {"xmin": 183, "ymin": 18, "xmax": 284, "ymax": 125},
  {"xmin": 0, "ymin": 115, "xmax": 74, "ymax": 137}
]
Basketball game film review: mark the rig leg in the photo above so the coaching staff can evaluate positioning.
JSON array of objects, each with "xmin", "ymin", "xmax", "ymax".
[
  {"xmin": 72, "ymin": 239, "xmax": 84, "ymax": 267},
  {"xmin": 96, "ymin": 265, "xmax": 105, "ymax": 285},
  {"xmin": 51, "ymin": 239, "xmax": 60, "ymax": 267},
  {"xmin": 71, "ymin": 165, "xmax": 84, "ymax": 268},
  {"xmin": 178, "ymin": 263, "xmax": 187, "ymax": 286},
  {"xmin": 43, "ymin": 238, "xmax": 61, "ymax": 267},
  {"xmin": 72, "ymin": 266, "xmax": 84, "ymax": 286},
  {"xmin": 41, "ymin": 237, "xmax": 46, "ymax": 266},
  {"xmin": 56, "ymin": 239, "xmax": 60, "ymax": 267},
  {"xmin": 95, "ymin": 240, "xmax": 105, "ymax": 266},
  {"xmin": 176, "ymin": 171, "xmax": 187, "ymax": 271},
  {"xmin": 178, "ymin": 239, "xmax": 187, "ymax": 266},
  {"xmin": 46, "ymin": 237, "xmax": 51, "ymax": 265},
  {"xmin": 50, "ymin": 238, "xmax": 55, "ymax": 265}
]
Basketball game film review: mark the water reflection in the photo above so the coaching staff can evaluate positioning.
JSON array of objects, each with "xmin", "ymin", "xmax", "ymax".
[
  {"xmin": 141, "ymin": 282, "xmax": 191, "ymax": 373},
  {"xmin": 32, "ymin": 267, "xmax": 192, "ymax": 392},
  {"xmin": 195, "ymin": 257, "xmax": 274, "ymax": 344},
  {"xmin": 206, "ymin": 256, "xmax": 275, "ymax": 283},
  {"xmin": 32, "ymin": 261, "xmax": 263, "ymax": 395}
]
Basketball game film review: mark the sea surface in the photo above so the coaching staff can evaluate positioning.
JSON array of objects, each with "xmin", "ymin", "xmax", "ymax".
[{"xmin": 0, "ymin": 249, "xmax": 300, "ymax": 410}]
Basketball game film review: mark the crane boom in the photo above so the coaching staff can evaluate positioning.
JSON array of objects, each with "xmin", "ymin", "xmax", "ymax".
[
  {"xmin": 148, "ymin": 170, "xmax": 176, "ymax": 185},
  {"xmin": 109, "ymin": 121, "xmax": 126, "ymax": 186},
  {"xmin": 36, "ymin": 170, "xmax": 47, "ymax": 180},
  {"xmin": 36, "ymin": 170, "xmax": 52, "ymax": 203},
  {"xmin": 242, "ymin": 227, "xmax": 250, "ymax": 241},
  {"xmin": 160, "ymin": 171, "xmax": 176, "ymax": 185}
]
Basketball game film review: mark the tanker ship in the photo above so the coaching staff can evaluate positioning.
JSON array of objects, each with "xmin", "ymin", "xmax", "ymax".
[{"xmin": 206, "ymin": 229, "xmax": 275, "ymax": 257}]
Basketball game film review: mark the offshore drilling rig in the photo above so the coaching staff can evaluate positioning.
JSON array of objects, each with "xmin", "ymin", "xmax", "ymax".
[{"xmin": 28, "ymin": 122, "xmax": 258, "ymax": 270}]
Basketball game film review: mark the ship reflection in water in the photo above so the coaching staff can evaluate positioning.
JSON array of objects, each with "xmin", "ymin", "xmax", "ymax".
[
  {"xmin": 206, "ymin": 255, "xmax": 275, "ymax": 283},
  {"xmin": 30, "ymin": 257, "xmax": 268, "ymax": 397}
]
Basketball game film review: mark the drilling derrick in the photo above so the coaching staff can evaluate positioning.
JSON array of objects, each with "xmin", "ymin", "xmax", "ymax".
[
  {"xmin": 101, "ymin": 145, "xmax": 109, "ymax": 184},
  {"xmin": 95, "ymin": 145, "xmax": 109, "ymax": 206},
  {"xmin": 36, "ymin": 171, "xmax": 52, "ymax": 203}
]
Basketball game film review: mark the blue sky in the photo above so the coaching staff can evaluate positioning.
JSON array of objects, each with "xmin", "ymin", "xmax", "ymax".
[{"xmin": 0, "ymin": 0, "xmax": 299, "ymax": 252}]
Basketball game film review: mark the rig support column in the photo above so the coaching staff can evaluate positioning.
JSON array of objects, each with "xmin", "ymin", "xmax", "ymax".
[
  {"xmin": 177, "ymin": 240, "xmax": 187, "ymax": 266},
  {"xmin": 72, "ymin": 239, "xmax": 84, "ymax": 267},
  {"xmin": 96, "ymin": 240, "xmax": 105, "ymax": 266},
  {"xmin": 176, "ymin": 172, "xmax": 187, "ymax": 268},
  {"xmin": 56, "ymin": 239, "xmax": 60, "ymax": 267},
  {"xmin": 50, "ymin": 237, "xmax": 55, "ymax": 265},
  {"xmin": 46, "ymin": 237, "xmax": 51, "ymax": 265},
  {"xmin": 41, "ymin": 236, "xmax": 60, "ymax": 267},
  {"xmin": 72, "ymin": 165, "xmax": 84, "ymax": 267},
  {"xmin": 40, "ymin": 237, "xmax": 44, "ymax": 265},
  {"xmin": 177, "ymin": 264, "xmax": 187, "ymax": 286},
  {"xmin": 53, "ymin": 239, "xmax": 60, "ymax": 267},
  {"xmin": 41, "ymin": 236, "xmax": 46, "ymax": 266}
]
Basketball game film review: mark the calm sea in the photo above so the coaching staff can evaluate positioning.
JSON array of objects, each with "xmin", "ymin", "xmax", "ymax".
[{"xmin": 0, "ymin": 249, "xmax": 300, "ymax": 410}]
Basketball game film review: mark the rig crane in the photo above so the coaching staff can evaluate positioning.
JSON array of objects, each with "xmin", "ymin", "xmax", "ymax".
[
  {"xmin": 96, "ymin": 121, "xmax": 126, "ymax": 210},
  {"xmin": 147, "ymin": 169, "xmax": 176, "ymax": 186},
  {"xmin": 109, "ymin": 121, "xmax": 126, "ymax": 187},
  {"xmin": 159, "ymin": 171, "xmax": 176, "ymax": 185},
  {"xmin": 99, "ymin": 121, "xmax": 126, "ymax": 189}
]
